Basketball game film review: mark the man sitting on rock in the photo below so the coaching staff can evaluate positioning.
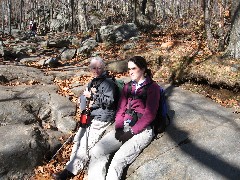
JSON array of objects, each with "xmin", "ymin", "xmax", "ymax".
[{"xmin": 52, "ymin": 56, "xmax": 118, "ymax": 180}]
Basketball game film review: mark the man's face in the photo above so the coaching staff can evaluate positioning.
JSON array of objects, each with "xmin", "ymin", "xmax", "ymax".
[
  {"xmin": 128, "ymin": 61, "xmax": 145, "ymax": 82},
  {"xmin": 90, "ymin": 60, "xmax": 104, "ymax": 77}
]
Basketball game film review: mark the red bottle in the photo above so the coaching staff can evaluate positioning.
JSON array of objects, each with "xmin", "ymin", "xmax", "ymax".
[{"xmin": 80, "ymin": 110, "xmax": 90, "ymax": 126}]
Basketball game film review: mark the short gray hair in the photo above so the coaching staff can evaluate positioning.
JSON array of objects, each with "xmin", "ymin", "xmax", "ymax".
[{"xmin": 90, "ymin": 56, "xmax": 105, "ymax": 67}]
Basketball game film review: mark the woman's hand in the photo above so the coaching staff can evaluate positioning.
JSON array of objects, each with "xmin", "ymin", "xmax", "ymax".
[
  {"xmin": 118, "ymin": 131, "xmax": 134, "ymax": 143},
  {"xmin": 115, "ymin": 128, "xmax": 124, "ymax": 141}
]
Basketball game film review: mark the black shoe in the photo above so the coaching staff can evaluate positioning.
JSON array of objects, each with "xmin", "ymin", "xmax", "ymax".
[{"xmin": 52, "ymin": 169, "xmax": 74, "ymax": 180}]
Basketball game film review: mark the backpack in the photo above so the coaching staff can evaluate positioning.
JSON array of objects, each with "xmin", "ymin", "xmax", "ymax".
[
  {"xmin": 112, "ymin": 78, "xmax": 125, "ymax": 108},
  {"xmin": 127, "ymin": 81, "xmax": 170, "ymax": 136},
  {"xmin": 153, "ymin": 86, "xmax": 170, "ymax": 135}
]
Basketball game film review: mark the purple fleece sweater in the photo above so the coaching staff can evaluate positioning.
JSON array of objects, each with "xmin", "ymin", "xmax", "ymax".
[{"xmin": 115, "ymin": 76, "xmax": 160, "ymax": 134}]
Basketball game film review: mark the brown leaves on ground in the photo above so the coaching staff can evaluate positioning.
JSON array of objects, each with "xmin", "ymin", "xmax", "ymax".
[
  {"xmin": 54, "ymin": 75, "xmax": 92, "ymax": 103},
  {"xmin": 31, "ymin": 139, "xmax": 85, "ymax": 180}
]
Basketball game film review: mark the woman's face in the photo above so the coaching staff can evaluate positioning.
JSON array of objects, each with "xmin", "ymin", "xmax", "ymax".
[
  {"xmin": 90, "ymin": 60, "xmax": 104, "ymax": 77},
  {"xmin": 128, "ymin": 61, "xmax": 145, "ymax": 82}
]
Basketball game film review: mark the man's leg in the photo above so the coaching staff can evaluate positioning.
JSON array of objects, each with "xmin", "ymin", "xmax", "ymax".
[
  {"xmin": 52, "ymin": 127, "xmax": 86, "ymax": 180},
  {"xmin": 88, "ymin": 130, "xmax": 122, "ymax": 180},
  {"xmin": 66, "ymin": 120, "xmax": 111, "ymax": 175},
  {"xmin": 106, "ymin": 127, "xmax": 154, "ymax": 180}
]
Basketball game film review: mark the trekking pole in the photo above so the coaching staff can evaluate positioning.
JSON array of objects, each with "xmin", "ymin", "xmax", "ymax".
[
  {"xmin": 84, "ymin": 99, "xmax": 91, "ymax": 158},
  {"xmin": 79, "ymin": 94, "xmax": 91, "ymax": 156},
  {"xmin": 49, "ymin": 117, "xmax": 81, "ymax": 162},
  {"xmin": 49, "ymin": 95, "xmax": 88, "ymax": 163},
  {"xmin": 85, "ymin": 125, "xmax": 90, "ymax": 158},
  {"xmin": 49, "ymin": 131, "xmax": 76, "ymax": 162},
  {"xmin": 78, "ymin": 97, "xmax": 91, "ymax": 178}
]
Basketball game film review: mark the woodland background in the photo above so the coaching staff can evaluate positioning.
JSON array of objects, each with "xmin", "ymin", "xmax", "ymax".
[
  {"xmin": 1, "ymin": 0, "xmax": 239, "ymax": 112},
  {"xmin": 1, "ymin": 0, "xmax": 240, "ymax": 58}
]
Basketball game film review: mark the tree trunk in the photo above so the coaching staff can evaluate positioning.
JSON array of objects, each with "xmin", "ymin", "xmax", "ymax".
[
  {"xmin": 226, "ymin": 1, "xmax": 240, "ymax": 59},
  {"xmin": 141, "ymin": 0, "xmax": 147, "ymax": 15},
  {"xmin": 43, "ymin": 4, "xmax": 47, "ymax": 32},
  {"xmin": 133, "ymin": 0, "xmax": 137, "ymax": 23},
  {"xmin": 8, "ymin": 0, "xmax": 12, "ymax": 35},
  {"xmin": 49, "ymin": 0, "xmax": 53, "ymax": 32},
  {"xmin": 71, "ymin": 0, "xmax": 74, "ymax": 33},
  {"xmin": 2, "ymin": 1, "xmax": 5, "ymax": 35},
  {"xmin": 20, "ymin": 0, "xmax": 23, "ymax": 30},
  {"xmin": 146, "ymin": 0, "xmax": 155, "ymax": 20},
  {"xmin": 78, "ymin": 1, "xmax": 88, "ymax": 32},
  {"xmin": 203, "ymin": 0, "xmax": 216, "ymax": 52}
]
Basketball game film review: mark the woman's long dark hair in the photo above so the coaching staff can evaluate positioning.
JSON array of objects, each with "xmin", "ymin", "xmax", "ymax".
[{"xmin": 128, "ymin": 56, "xmax": 153, "ymax": 78}]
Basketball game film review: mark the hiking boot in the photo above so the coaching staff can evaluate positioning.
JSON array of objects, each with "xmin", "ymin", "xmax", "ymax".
[{"xmin": 52, "ymin": 169, "xmax": 74, "ymax": 180}]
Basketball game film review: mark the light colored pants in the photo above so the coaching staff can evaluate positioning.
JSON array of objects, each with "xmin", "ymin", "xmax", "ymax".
[
  {"xmin": 88, "ymin": 126, "xmax": 154, "ymax": 180},
  {"xmin": 66, "ymin": 119, "xmax": 112, "ymax": 175}
]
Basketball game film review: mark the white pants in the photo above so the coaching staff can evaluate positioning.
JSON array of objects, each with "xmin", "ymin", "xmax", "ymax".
[
  {"xmin": 88, "ymin": 126, "xmax": 154, "ymax": 180},
  {"xmin": 66, "ymin": 119, "xmax": 112, "ymax": 175}
]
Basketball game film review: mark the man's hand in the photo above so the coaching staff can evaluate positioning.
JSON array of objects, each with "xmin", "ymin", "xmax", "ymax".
[
  {"xmin": 90, "ymin": 87, "xmax": 97, "ymax": 94},
  {"xmin": 83, "ymin": 89, "xmax": 92, "ymax": 98},
  {"xmin": 83, "ymin": 87, "xmax": 97, "ymax": 99}
]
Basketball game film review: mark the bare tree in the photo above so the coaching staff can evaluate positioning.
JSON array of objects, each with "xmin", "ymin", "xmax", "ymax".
[
  {"xmin": 225, "ymin": 1, "xmax": 240, "ymax": 59},
  {"xmin": 49, "ymin": 0, "xmax": 53, "ymax": 32},
  {"xmin": 20, "ymin": 0, "xmax": 24, "ymax": 30},
  {"xmin": 203, "ymin": 0, "xmax": 217, "ymax": 52},
  {"xmin": 133, "ymin": 0, "xmax": 137, "ymax": 23},
  {"xmin": 141, "ymin": 0, "xmax": 147, "ymax": 15},
  {"xmin": 7, "ymin": 0, "xmax": 12, "ymax": 35},
  {"xmin": 78, "ymin": 0, "xmax": 88, "ymax": 32},
  {"xmin": 71, "ymin": 0, "xmax": 74, "ymax": 33},
  {"xmin": 1, "ymin": 1, "xmax": 6, "ymax": 34}
]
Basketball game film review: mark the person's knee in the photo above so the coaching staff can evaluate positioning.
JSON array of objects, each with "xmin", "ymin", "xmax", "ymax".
[{"xmin": 89, "ymin": 144, "xmax": 102, "ymax": 158}]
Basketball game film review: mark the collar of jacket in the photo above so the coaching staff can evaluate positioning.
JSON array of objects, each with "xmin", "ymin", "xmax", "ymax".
[
  {"xmin": 90, "ymin": 71, "xmax": 113, "ymax": 89},
  {"xmin": 131, "ymin": 76, "xmax": 152, "ymax": 87}
]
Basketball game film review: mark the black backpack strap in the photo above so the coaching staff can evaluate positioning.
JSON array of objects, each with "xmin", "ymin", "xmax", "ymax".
[{"xmin": 127, "ymin": 81, "xmax": 132, "ymax": 98}]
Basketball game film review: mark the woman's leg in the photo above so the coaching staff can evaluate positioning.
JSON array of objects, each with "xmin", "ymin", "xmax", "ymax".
[
  {"xmin": 66, "ymin": 120, "xmax": 111, "ymax": 175},
  {"xmin": 88, "ymin": 130, "xmax": 122, "ymax": 180},
  {"xmin": 106, "ymin": 127, "xmax": 154, "ymax": 180}
]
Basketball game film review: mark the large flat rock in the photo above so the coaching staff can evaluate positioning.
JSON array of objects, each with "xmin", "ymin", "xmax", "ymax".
[{"xmin": 126, "ymin": 85, "xmax": 240, "ymax": 180}]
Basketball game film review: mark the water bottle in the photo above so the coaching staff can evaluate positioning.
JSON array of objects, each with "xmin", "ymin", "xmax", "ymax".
[{"xmin": 124, "ymin": 119, "xmax": 132, "ymax": 132}]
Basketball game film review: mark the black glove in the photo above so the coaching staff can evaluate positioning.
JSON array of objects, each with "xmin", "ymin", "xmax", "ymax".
[
  {"xmin": 118, "ymin": 131, "xmax": 134, "ymax": 143},
  {"xmin": 115, "ymin": 128, "xmax": 124, "ymax": 141}
]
